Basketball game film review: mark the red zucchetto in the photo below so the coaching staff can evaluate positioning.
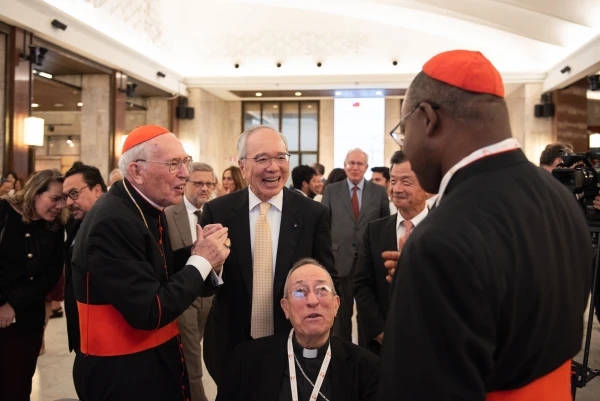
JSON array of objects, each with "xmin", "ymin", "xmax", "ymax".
[
  {"xmin": 422, "ymin": 50, "xmax": 504, "ymax": 98},
  {"xmin": 122, "ymin": 125, "xmax": 171, "ymax": 154}
]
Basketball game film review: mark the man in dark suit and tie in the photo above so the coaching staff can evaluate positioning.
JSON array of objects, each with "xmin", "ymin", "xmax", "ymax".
[
  {"xmin": 62, "ymin": 163, "xmax": 107, "ymax": 355},
  {"xmin": 216, "ymin": 258, "xmax": 379, "ymax": 401},
  {"xmin": 322, "ymin": 148, "xmax": 389, "ymax": 342},
  {"xmin": 164, "ymin": 162, "xmax": 217, "ymax": 401},
  {"xmin": 354, "ymin": 150, "xmax": 428, "ymax": 355},
  {"xmin": 201, "ymin": 125, "xmax": 337, "ymax": 387}
]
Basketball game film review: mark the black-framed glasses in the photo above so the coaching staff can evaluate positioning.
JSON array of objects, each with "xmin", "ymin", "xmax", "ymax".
[
  {"xmin": 289, "ymin": 285, "xmax": 334, "ymax": 300},
  {"xmin": 389, "ymin": 102, "xmax": 440, "ymax": 147},
  {"xmin": 240, "ymin": 154, "xmax": 290, "ymax": 165},
  {"xmin": 136, "ymin": 156, "xmax": 193, "ymax": 173},
  {"xmin": 65, "ymin": 185, "xmax": 90, "ymax": 201},
  {"xmin": 187, "ymin": 180, "xmax": 216, "ymax": 189}
]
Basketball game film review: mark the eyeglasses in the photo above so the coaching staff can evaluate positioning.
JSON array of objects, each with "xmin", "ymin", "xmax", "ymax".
[
  {"xmin": 241, "ymin": 154, "xmax": 290, "ymax": 165},
  {"xmin": 289, "ymin": 285, "xmax": 334, "ymax": 300},
  {"xmin": 65, "ymin": 185, "xmax": 90, "ymax": 201},
  {"xmin": 136, "ymin": 156, "xmax": 193, "ymax": 173},
  {"xmin": 389, "ymin": 102, "xmax": 440, "ymax": 147},
  {"xmin": 345, "ymin": 161, "xmax": 366, "ymax": 168},
  {"xmin": 50, "ymin": 195, "xmax": 68, "ymax": 204},
  {"xmin": 187, "ymin": 180, "xmax": 216, "ymax": 189}
]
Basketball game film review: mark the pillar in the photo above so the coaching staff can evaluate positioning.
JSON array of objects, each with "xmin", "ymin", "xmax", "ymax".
[
  {"xmin": 318, "ymin": 99, "xmax": 334, "ymax": 175},
  {"xmin": 384, "ymin": 98, "xmax": 401, "ymax": 165},
  {"xmin": 552, "ymin": 78, "xmax": 588, "ymax": 151},
  {"xmin": 81, "ymin": 74, "xmax": 110, "ymax": 178}
]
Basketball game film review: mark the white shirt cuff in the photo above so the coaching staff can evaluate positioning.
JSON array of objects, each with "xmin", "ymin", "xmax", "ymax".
[{"xmin": 186, "ymin": 255, "xmax": 224, "ymax": 286}]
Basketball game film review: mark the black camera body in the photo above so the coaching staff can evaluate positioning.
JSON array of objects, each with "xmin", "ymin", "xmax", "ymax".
[{"xmin": 552, "ymin": 148, "xmax": 600, "ymax": 221}]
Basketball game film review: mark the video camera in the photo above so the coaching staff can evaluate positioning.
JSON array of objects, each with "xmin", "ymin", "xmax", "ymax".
[{"xmin": 552, "ymin": 148, "xmax": 600, "ymax": 221}]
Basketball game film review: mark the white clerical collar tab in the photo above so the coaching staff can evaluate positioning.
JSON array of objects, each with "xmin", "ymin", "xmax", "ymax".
[{"xmin": 302, "ymin": 348, "xmax": 318, "ymax": 359}]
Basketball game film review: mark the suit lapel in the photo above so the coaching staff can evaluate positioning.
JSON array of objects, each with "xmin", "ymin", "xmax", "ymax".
[
  {"xmin": 259, "ymin": 337, "xmax": 287, "ymax": 400},
  {"xmin": 338, "ymin": 180, "xmax": 356, "ymax": 222},
  {"xmin": 228, "ymin": 189, "xmax": 253, "ymax": 297},
  {"xmin": 273, "ymin": 188, "xmax": 303, "ymax": 301},
  {"xmin": 173, "ymin": 200, "xmax": 193, "ymax": 246},
  {"xmin": 357, "ymin": 180, "xmax": 374, "ymax": 225},
  {"xmin": 331, "ymin": 338, "xmax": 354, "ymax": 401},
  {"xmin": 382, "ymin": 214, "xmax": 398, "ymax": 251}
]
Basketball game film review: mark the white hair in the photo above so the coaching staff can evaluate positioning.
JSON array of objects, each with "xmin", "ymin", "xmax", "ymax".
[
  {"xmin": 109, "ymin": 168, "xmax": 123, "ymax": 181},
  {"xmin": 237, "ymin": 125, "xmax": 288, "ymax": 159},
  {"xmin": 344, "ymin": 148, "xmax": 369, "ymax": 165},
  {"xmin": 118, "ymin": 141, "xmax": 152, "ymax": 178}
]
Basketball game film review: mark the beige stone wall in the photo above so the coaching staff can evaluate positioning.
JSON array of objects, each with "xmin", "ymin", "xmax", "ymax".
[
  {"xmin": 126, "ymin": 111, "xmax": 147, "ymax": 133},
  {"xmin": 506, "ymin": 83, "xmax": 553, "ymax": 164},
  {"xmin": 146, "ymin": 98, "xmax": 170, "ymax": 128},
  {"xmin": 81, "ymin": 75, "xmax": 111, "ymax": 179},
  {"xmin": 0, "ymin": 33, "xmax": 6, "ymax": 171},
  {"xmin": 178, "ymin": 89, "xmax": 241, "ymax": 177},
  {"xmin": 319, "ymin": 99, "xmax": 335, "ymax": 176}
]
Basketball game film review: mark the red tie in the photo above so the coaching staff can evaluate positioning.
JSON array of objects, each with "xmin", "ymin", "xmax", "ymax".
[{"xmin": 351, "ymin": 185, "xmax": 360, "ymax": 221}]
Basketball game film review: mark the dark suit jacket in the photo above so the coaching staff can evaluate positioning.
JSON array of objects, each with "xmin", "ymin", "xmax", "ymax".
[
  {"xmin": 164, "ymin": 199, "xmax": 193, "ymax": 250},
  {"xmin": 378, "ymin": 150, "xmax": 592, "ymax": 400},
  {"xmin": 322, "ymin": 180, "xmax": 389, "ymax": 276},
  {"xmin": 201, "ymin": 187, "xmax": 337, "ymax": 386},
  {"xmin": 353, "ymin": 214, "xmax": 397, "ymax": 348},
  {"xmin": 64, "ymin": 218, "xmax": 81, "ymax": 352},
  {"xmin": 217, "ymin": 334, "xmax": 380, "ymax": 401}
]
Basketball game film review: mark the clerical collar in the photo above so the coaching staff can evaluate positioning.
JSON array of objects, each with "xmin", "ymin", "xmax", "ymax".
[
  {"xmin": 127, "ymin": 180, "xmax": 164, "ymax": 212},
  {"xmin": 292, "ymin": 334, "xmax": 329, "ymax": 359}
]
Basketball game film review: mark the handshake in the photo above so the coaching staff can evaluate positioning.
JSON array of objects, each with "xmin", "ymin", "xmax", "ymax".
[{"xmin": 191, "ymin": 224, "xmax": 230, "ymax": 274}]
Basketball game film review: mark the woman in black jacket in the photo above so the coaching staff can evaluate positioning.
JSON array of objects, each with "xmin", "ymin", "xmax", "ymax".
[{"xmin": 0, "ymin": 169, "xmax": 68, "ymax": 401}]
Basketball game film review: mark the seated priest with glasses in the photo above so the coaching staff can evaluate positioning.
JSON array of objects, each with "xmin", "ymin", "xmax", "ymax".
[{"xmin": 217, "ymin": 258, "xmax": 379, "ymax": 401}]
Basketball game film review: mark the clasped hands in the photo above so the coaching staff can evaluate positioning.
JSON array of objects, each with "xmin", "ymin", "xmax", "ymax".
[
  {"xmin": 382, "ymin": 235, "xmax": 408, "ymax": 283},
  {"xmin": 191, "ymin": 224, "xmax": 230, "ymax": 274}
]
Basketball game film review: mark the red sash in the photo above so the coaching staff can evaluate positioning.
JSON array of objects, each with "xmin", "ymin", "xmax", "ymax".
[
  {"xmin": 78, "ymin": 301, "xmax": 179, "ymax": 357},
  {"xmin": 487, "ymin": 360, "xmax": 571, "ymax": 401}
]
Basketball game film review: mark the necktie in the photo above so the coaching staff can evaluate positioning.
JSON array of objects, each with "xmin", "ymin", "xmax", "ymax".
[
  {"xmin": 351, "ymin": 185, "xmax": 360, "ymax": 221},
  {"xmin": 194, "ymin": 209, "xmax": 202, "ymax": 223},
  {"xmin": 399, "ymin": 220, "xmax": 414, "ymax": 249},
  {"xmin": 251, "ymin": 202, "xmax": 274, "ymax": 338}
]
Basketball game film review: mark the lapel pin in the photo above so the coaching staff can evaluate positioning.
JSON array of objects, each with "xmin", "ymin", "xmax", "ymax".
[{"xmin": 294, "ymin": 223, "xmax": 298, "ymax": 228}]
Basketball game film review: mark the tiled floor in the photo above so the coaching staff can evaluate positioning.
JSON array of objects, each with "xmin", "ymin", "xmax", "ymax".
[{"xmin": 33, "ymin": 302, "xmax": 600, "ymax": 401}]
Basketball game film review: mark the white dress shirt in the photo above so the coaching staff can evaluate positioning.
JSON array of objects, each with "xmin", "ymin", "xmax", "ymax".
[
  {"xmin": 389, "ymin": 198, "xmax": 398, "ymax": 215},
  {"xmin": 249, "ymin": 187, "xmax": 283, "ymax": 277},
  {"xmin": 183, "ymin": 196, "xmax": 201, "ymax": 242},
  {"xmin": 396, "ymin": 206, "xmax": 429, "ymax": 246}
]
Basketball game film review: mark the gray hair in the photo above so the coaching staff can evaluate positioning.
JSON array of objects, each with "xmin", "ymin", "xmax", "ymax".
[
  {"xmin": 237, "ymin": 125, "xmax": 288, "ymax": 159},
  {"xmin": 109, "ymin": 168, "xmax": 123, "ymax": 181},
  {"xmin": 344, "ymin": 148, "xmax": 369, "ymax": 165},
  {"xmin": 282, "ymin": 258, "xmax": 337, "ymax": 298},
  {"xmin": 189, "ymin": 162, "xmax": 217, "ymax": 182}
]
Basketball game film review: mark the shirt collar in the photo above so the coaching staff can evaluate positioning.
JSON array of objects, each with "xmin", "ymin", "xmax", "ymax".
[
  {"xmin": 183, "ymin": 195, "xmax": 200, "ymax": 213},
  {"xmin": 347, "ymin": 178, "xmax": 365, "ymax": 191},
  {"xmin": 248, "ymin": 186, "xmax": 284, "ymax": 212},
  {"xmin": 396, "ymin": 204, "xmax": 429, "ymax": 231},
  {"xmin": 129, "ymin": 181, "xmax": 164, "ymax": 211}
]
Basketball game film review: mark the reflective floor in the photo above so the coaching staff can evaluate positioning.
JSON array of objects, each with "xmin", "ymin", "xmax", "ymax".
[{"xmin": 32, "ymin": 302, "xmax": 600, "ymax": 401}]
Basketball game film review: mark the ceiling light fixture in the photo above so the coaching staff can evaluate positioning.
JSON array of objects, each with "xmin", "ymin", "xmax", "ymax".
[
  {"xmin": 255, "ymin": 92, "xmax": 263, "ymax": 97},
  {"xmin": 295, "ymin": 92, "xmax": 302, "ymax": 96},
  {"xmin": 38, "ymin": 71, "xmax": 53, "ymax": 79},
  {"xmin": 66, "ymin": 135, "xmax": 73, "ymax": 145},
  {"xmin": 54, "ymin": 103, "xmax": 63, "ymax": 107},
  {"xmin": 77, "ymin": 102, "xmax": 83, "ymax": 107},
  {"xmin": 335, "ymin": 91, "xmax": 342, "ymax": 96},
  {"xmin": 375, "ymin": 91, "xmax": 382, "ymax": 95},
  {"xmin": 31, "ymin": 103, "xmax": 39, "ymax": 108},
  {"xmin": 273, "ymin": 105, "xmax": 278, "ymax": 108},
  {"xmin": 307, "ymin": 105, "xmax": 312, "ymax": 108}
]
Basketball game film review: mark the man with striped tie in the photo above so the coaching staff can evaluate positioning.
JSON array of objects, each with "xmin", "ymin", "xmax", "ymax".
[{"xmin": 201, "ymin": 125, "xmax": 337, "ymax": 387}]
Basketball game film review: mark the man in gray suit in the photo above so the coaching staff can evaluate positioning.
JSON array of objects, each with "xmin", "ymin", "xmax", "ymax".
[
  {"xmin": 164, "ymin": 162, "xmax": 216, "ymax": 401},
  {"xmin": 322, "ymin": 148, "xmax": 390, "ymax": 341}
]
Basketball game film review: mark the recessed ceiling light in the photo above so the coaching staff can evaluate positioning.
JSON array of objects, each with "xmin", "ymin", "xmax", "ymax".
[
  {"xmin": 255, "ymin": 92, "xmax": 263, "ymax": 97},
  {"xmin": 77, "ymin": 102, "xmax": 83, "ymax": 107},
  {"xmin": 31, "ymin": 103, "xmax": 39, "ymax": 107},
  {"xmin": 295, "ymin": 92, "xmax": 302, "ymax": 96},
  {"xmin": 375, "ymin": 91, "xmax": 382, "ymax": 95},
  {"xmin": 307, "ymin": 105, "xmax": 312, "ymax": 108},
  {"xmin": 273, "ymin": 105, "xmax": 278, "ymax": 109},
  {"xmin": 54, "ymin": 103, "xmax": 63, "ymax": 107},
  {"xmin": 335, "ymin": 91, "xmax": 342, "ymax": 96},
  {"xmin": 38, "ymin": 72, "xmax": 53, "ymax": 79}
]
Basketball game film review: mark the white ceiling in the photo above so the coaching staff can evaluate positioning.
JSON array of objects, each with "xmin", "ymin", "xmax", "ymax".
[{"xmin": 13, "ymin": 0, "xmax": 600, "ymax": 92}]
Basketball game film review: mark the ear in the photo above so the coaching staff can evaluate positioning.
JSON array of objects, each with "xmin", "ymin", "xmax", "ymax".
[
  {"xmin": 332, "ymin": 295, "xmax": 340, "ymax": 317},
  {"xmin": 128, "ymin": 162, "xmax": 145, "ymax": 185},
  {"xmin": 92, "ymin": 184, "xmax": 103, "ymax": 198},
  {"xmin": 238, "ymin": 160, "xmax": 247, "ymax": 178},
  {"xmin": 420, "ymin": 103, "xmax": 440, "ymax": 138},
  {"xmin": 280, "ymin": 298, "xmax": 290, "ymax": 320}
]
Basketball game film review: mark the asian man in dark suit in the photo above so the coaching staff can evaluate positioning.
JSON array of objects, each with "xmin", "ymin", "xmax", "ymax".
[
  {"xmin": 322, "ymin": 148, "xmax": 389, "ymax": 341},
  {"xmin": 354, "ymin": 150, "xmax": 428, "ymax": 355},
  {"xmin": 201, "ymin": 125, "xmax": 337, "ymax": 387}
]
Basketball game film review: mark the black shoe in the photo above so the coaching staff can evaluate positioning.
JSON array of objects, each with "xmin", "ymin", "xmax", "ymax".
[{"xmin": 50, "ymin": 307, "xmax": 63, "ymax": 319}]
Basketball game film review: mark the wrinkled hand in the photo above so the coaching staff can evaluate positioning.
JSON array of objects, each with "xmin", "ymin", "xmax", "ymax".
[
  {"xmin": 0, "ymin": 303, "xmax": 15, "ymax": 329},
  {"xmin": 593, "ymin": 191, "xmax": 600, "ymax": 211},
  {"xmin": 375, "ymin": 332, "xmax": 384, "ymax": 344},
  {"xmin": 202, "ymin": 223, "xmax": 223, "ymax": 237},
  {"xmin": 383, "ymin": 236, "xmax": 408, "ymax": 283},
  {"xmin": 192, "ymin": 225, "xmax": 230, "ymax": 273}
]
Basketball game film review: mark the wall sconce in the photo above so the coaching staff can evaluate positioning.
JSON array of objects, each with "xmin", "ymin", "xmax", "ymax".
[
  {"xmin": 590, "ymin": 133, "xmax": 600, "ymax": 148},
  {"xmin": 24, "ymin": 117, "xmax": 45, "ymax": 146}
]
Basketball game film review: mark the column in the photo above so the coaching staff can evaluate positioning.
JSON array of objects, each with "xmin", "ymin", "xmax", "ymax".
[
  {"xmin": 552, "ymin": 78, "xmax": 588, "ymax": 151},
  {"xmin": 506, "ymin": 83, "xmax": 553, "ymax": 163},
  {"xmin": 318, "ymin": 99, "xmax": 334, "ymax": 175},
  {"xmin": 0, "ymin": 31, "xmax": 7, "ymax": 170},
  {"xmin": 384, "ymin": 98, "xmax": 401, "ymax": 165},
  {"xmin": 81, "ymin": 74, "xmax": 110, "ymax": 178}
]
